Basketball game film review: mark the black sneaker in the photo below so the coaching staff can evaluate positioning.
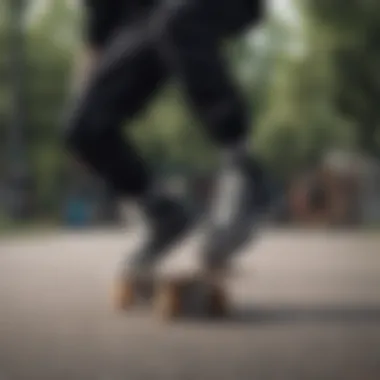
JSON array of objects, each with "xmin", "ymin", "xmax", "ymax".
[{"xmin": 127, "ymin": 196, "xmax": 195, "ymax": 276}]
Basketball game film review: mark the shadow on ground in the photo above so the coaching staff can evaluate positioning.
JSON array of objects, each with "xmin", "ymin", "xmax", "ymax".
[{"xmin": 170, "ymin": 304, "xmax": 380, "ymax": 326}]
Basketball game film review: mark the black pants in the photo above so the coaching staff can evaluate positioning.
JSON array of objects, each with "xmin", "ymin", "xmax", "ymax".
[{"xmin": 66, "ymin": 0, "xmax": 260, "ymax": 197}]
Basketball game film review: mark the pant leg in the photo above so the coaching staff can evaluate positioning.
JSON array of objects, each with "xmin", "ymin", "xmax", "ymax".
[
  {"xmin": 154, "ymin": 0, "xmax": 251, "ymax": 147},
  {"xmin": 65, "ymin": 20, "xmax": 168, "ymax": 197}
]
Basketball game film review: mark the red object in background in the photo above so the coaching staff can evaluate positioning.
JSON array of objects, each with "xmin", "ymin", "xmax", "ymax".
[{"xmin": 288, "ymin": 168, "xmax": 358, "ymax": 226}]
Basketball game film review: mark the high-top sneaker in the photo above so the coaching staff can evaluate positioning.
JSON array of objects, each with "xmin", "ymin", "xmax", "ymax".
[
  {"xmin": 132, "ymin": 195, "xmax": 194, "ymax": 270},
  {"xmin": 202, "ymin": 153, "xmax": 281, "ymax": 271},
  {"xmin": 115, "ymin": 195, "xmax": 195, "ymax": 308}
]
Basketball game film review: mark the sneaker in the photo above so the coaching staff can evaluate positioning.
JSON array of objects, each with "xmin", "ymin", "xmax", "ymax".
[
  {"xmin": 126, "ymin": 195, "xmax": 195, "ymax": 277},
  {"xmin": 202, "ymin": 155, "xmax": 281, "ymax": 269}
]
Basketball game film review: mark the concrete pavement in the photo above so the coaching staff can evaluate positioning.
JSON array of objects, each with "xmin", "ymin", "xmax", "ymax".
[{"xmin": 0, "ymin": 229, "xmax": 379, "ymax": 380}]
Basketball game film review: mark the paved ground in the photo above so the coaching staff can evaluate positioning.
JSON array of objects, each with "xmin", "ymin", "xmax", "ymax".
[{"xmin": 0, "ymin": 228, "xmax": 379, "ymax": 380}]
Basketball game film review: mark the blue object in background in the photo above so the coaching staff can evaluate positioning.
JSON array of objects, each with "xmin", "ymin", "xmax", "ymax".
[{"xmin": 65, "ymin": 197, "xmax": 92, "ymax": 227}]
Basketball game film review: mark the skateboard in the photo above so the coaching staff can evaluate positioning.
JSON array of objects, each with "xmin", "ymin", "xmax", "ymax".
[
  {"xmin": 153, "ymin": 271, "xmax": 229, "ymax": 320},
  {"xmin": 112, "ymin": 230, "xmax": 231, "ymax": 321},
  {"xmin": 112, "ymin": 190, "xmax": 284, "ymax": 321},
  {"xmin": 113, "ymin": 270, "xmax": 230, "ymax": 321}
]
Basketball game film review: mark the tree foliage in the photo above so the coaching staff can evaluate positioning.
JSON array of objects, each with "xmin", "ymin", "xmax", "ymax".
[
  {"xmin": 1, "ymin": 0, "xmax": 379, "ymax": 220},
  {"xmin": 302, "ymin": 0, "xmax": 380, "ymax": 156}
]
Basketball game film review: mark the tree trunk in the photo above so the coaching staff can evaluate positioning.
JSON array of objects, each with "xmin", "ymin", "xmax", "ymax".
[{"xmin": 6, "ymin": 0, "xmax": 33, "ymax": 220}]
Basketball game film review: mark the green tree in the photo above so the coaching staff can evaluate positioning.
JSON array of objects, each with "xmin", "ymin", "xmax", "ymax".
[
  {"xmin": 255, "ymin": 3, "xmax": 358, "ymax": 178},
  {"xmin": 303, "ymin": 0, "xmax": 380, "ymax": 156},
  {"xmin": 0, "ymin": 1, "xmax": 10, "ymax": 171},
  {"xmin": 25, "ymin": 0, "xmax": 79, "ymax": 216}
]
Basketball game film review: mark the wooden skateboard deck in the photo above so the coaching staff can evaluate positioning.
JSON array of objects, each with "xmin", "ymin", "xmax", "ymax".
[
  {"xmin": 113, "ymin": 229, "xmax": 232, "ymax": 320},
  {"xmin": 154, "ymin": 273, "xmax": 229, "ymax": 320},
  {"xmin": 113, "ymin": 271, "xmax": 230, "ymax": 321}
]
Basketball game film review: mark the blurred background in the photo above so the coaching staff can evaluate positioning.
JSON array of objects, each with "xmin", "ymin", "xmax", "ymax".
[
  {"xmin": 0, "ymin": 2, "xmax": 380, "ymax": 380},
  {"xmin": 0, "ymin": 0, "xmax": 379, "ymax": 232}
]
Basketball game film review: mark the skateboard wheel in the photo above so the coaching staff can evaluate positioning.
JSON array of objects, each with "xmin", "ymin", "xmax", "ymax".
[
  {"xmin": 113, "ymin": 278, "xmax": 135, "ymax": 310},
  {"xmin": 209, "ymin": 285, "xmax": 228, "ymax": 317},
  {"xmin": 154, "ymin": 278, "xmax": 228, "ymax": 320},
  {"xmin": 154, "ymin": 282, "xmax": 181, "ymax": 320}
]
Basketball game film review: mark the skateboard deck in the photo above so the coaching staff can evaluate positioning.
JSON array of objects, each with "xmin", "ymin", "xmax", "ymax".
[
  {"xmin": 113, "ymin": 228, "xmax": 232, "ymax": 320},
  {"xmin": 113, "ymin": 270, "xmax": 231, "ymax": 321}
]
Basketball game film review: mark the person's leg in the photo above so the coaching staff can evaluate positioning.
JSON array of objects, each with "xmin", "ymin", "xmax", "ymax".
[
  {"xmin": 155, "ymin": 0, "xmax": 249, "ymax": 148},
  {"xmin": 66, "ymin": 21, "xmax": 165, "ymax": 196},
  {"xmin": 154, "ymin": 0, "xmax": 275, "ymax": 270},
  {"xmin": 65, "ymin": 20, "xmax": 194, "ymax": 274}
]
